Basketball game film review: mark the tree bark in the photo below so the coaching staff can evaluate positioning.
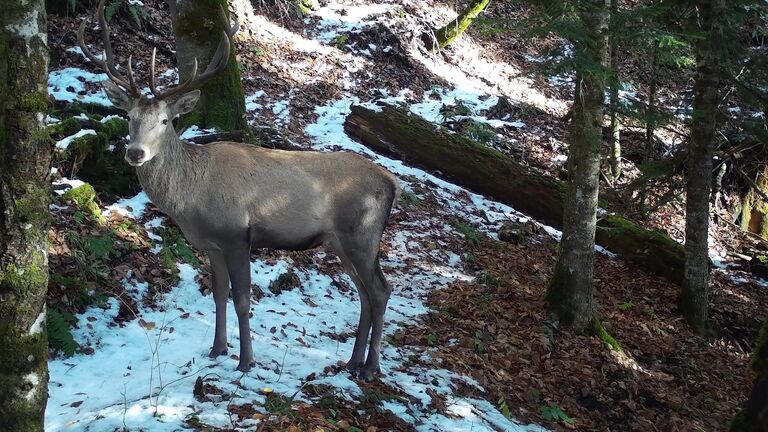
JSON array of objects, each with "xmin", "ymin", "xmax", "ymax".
[
  {"xmin": 168, "ymin": 0, "xmax": 248, "ymax": 132},
  {"xmin": 546, "ymin": 0, "xmax": 609, "ymax": 333},
  {"xmin": 680, "ymin": 0, "xmax": 722, "ymax": 334},
  {"xmin": 0, "ymin": 0, "xmax": 51, "ymax": 430},
  {"xmin": 645, "ymin": 40, "xmax": 659, "ymax": 156},
  {"xmin": 730, "ymin": 315, "xmax": 768, "ymax": 431},
  {"xmin": 607, "ymin": 0, "xmax": 621, "ymax": 183},
  {"xmin": 425, "ymin": 0, "xmax": 491, "ymax": 50},
  {"xmin": 344, "ymin": 104, "xmax": 686, "ymax": 285},
  {"xmin": 736, "ymin": 166, "xmax": 768, "ymax": 239}
]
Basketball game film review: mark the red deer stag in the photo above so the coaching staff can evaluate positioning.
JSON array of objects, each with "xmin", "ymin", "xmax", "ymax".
[{"xmin": 77, "ymin": 0, "xmax": 399, "ymax": 380}]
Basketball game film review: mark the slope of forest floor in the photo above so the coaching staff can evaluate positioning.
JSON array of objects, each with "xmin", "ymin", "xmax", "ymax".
[{"xmin": 44, "ymin": 0, "xmax": 767, "ymax": 431}]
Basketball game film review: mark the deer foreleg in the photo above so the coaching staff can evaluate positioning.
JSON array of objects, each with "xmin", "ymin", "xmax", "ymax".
[
  {"xmin": 208, "ymin": 251, "xmax": 230, "ymax": 358},
  {"xmin": 224, "ymin": 245, "xmax": 254, "ymax": 372}
]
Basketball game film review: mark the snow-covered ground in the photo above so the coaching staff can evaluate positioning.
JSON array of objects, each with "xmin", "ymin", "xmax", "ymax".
[{"xmin": 45, "ymin": 2, "xmax": 559, "ymax": 431}]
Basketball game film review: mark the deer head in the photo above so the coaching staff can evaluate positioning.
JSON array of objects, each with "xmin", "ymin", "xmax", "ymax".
[{"xmin": 77, "ymin": 0, "xmax": 238, "ymax": 166}]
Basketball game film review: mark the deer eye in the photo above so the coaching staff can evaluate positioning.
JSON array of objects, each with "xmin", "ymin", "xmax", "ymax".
[{"xmin": 162, "ymin": 119, "xmax": 168, "ymax": 125}]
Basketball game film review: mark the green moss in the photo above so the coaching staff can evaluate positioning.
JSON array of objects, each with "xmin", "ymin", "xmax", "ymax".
[
  {"xmin": 0, "ymin": 330, "xmax": 48, "ymax": 432},
  {"xmin": 0, "ymin": 262, "xmax": 47, "ymax": 294},
  {"xmin": 433, "ymin": 0, "xmax": 491, "ymax": 49},
  {"xmin": 600, "ymin": 214, "xmax": 676, "ymax": 246},
  {"xmin": 593, "ymin": 318, "xmax": 622, "ymax": 352},
  {"xmin": 292, "ymin": 0, "xmax": 319, "ymax": 15},
  {"xmin": 96, "ymin": 117, "xmax": 128, "ymax": 138},
  {"xmin": 59, "ymin": 130, "xmax": 140, "ymax": 199},
  {"xmin": 47, "ymin": 117, "xmax": 82, "ymax": 139},
  {"xmin": 18, "ymin": 91, "xmax": 50, "ymax": 112},
  {"xmin": 62, "ymin": 183, "xmax": 105, "ymax": 224},
  {"xmin": 451, "ymin": 219, "xmax": 483, "ymax": 245},
  {"xmin": 172, "ymin": 0, "xmax": 248, "ymax": 132},
  {"xmin": 13, "ymin": 182, "xmax": 51, "ymax": 228},
  {"xmin": 66, "ymin": 132, "xmax": 109, "ymax": 158}
]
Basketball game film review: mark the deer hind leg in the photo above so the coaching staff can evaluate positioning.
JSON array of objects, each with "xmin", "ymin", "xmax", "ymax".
[
  {"xmin": 359, "ymin": 258, "xmax": 392, "ymax": 381},
  {"xmin": 208, "ymin": 250, "xmax": 230, "ymax": 358},
  {"xmin": 223, "ymin": 243, "xmax": 254, "ymax": 372},
  {"xmin": 329, "ymin": 237, "xmax": 372, "ymax": 374},
  {"xmin": 330, "ymin": 234, "xmax": 389, "ymax": 381}
]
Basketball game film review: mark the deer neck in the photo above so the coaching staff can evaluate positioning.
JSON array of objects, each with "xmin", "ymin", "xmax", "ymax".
[{"xmin": 135, "ymin": 130, "xmax": 209, "ymax": 217}]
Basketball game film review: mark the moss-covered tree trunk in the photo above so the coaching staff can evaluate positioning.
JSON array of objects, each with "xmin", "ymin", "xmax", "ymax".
[
  {"xmin": 344, "ymin": 104, "xmax": 686, "ymax": 284},
  {"xmin": 168, "ymin": 0, "xmax": 248, "ymax": 132},
  {"xmin": 546, "ymin": 0, "xmax": 609, "ymax": 334},
  {"xmin": 426, "ymin": 0, "xmax": 491, "ymax": 50},
  {"xmin": 292, "ymin": 0, "xmax": 319, "ymax": 15},
  {"xmin": 731, "ymin": 316, "xmax": 768, "ymax": 431},
  {"xmin": 737, "ymin": 165, "xmax": 768, "ymax": 239},
  {"xmin": 680, "ymin": 0, "xmax": 723, "ymax": 335},
  {"xmin": 0, "ymin": 0, "xmax": 51, "ymax": 430}
]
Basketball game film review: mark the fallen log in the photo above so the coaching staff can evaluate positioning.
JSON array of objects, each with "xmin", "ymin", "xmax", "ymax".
[{"xmin": 344, "ymin": 104, "xmax": 685, "ymax": 284}]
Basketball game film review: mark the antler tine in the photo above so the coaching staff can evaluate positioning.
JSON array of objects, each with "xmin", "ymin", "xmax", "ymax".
[
  {"xmin": 153, "ymin": 6, "xmax": 237, "ymax": 100},
  {"xmin": 77, "ymin": 20, "xmax": 132, "ymax": 90},
  {"xmin": 220, "ymin": 6, "xmax": 240, "ymax": 38},
  {"xmin": 96, "ymin": 0, "xmax": 124, "ymax": 80},
  {"xmin": 154, "ymin": 58, "xmax": 199, "ymax": 100},
  {"xmin": 150, "ymin": 48, "xmax": 159, "ymax": 97},
  {"xmin": 192, "ymin": 33, "xmax": 231, "ymax": 82},
  {"xmin": 127, "ymin": 55, "xmax": 139, "ymax": 95}
]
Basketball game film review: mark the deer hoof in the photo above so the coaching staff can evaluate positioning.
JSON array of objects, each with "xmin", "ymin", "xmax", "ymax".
[
  {"xmin": 345, "ymin": 360, "xmax": 364, "ymax": 375},
  {"xmin": 236, "ymin": 359, "xmax": 255, "ymax": 372},
  {"xmin": 358, "ymin": 365, "xmax": 380, "ymax": 382},
  {"xmin": 208, "ymin": 347, "xmax": 228, "ymax": 358}
]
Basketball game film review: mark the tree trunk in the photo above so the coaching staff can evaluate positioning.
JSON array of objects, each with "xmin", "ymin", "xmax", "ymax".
[
  {"xmin": 168, "ymin": 0, "xmax": 248, "ymax": 132},
  {"xmin": 645, "ymin": 40, "xmax": 659, "ymax": 156},
  {"xmin": 736, "ymin": 166, "xmax": 768, "ymax": 239},
  {"xmin": 607, "ymin": 0, "xmax": 621, "ymax": 183},
  {"xmin": 680, "ymin": 0, "xmax": 721, "ymax": 334},
  {"xmin": 546, "ymin": 0, "xmax": 609, "ymax": 333},
  {"xmin": 0, "ymin": 1, "xmax": 51, "ymax": 430},
  {"xmin": 343, "ymin": 104, "xmax": 686, "ymax": 285},
  {"xmin": 425, "ymin": 0, "xmax": 491, "ymax": 50},
  {"xmin": 292, "ymin": 0, "xmax": 319, "ymax": 15},
  {"xmin": 730, "ymin": 316, "xmax": 768, "ymax": 431}
]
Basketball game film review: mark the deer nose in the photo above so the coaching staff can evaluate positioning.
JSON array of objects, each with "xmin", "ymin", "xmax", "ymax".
[{"xmin": 125, "ymin": 148, "xmax": 146, "ymax": 165}]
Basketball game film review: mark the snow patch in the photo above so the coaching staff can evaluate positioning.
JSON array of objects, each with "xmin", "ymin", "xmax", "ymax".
[
  {"xmin": 48, "ymin": 68, "xmax": 110, "ymax": 106},
  {"xmin": 29, "ymin": 306, "xmax": 46, "ymax": 335},
  {"xmin": 104, "ymin": 192, "xmax": 151, "ymax": 219},
  {"xmin": 55, "ymin": 129, "xmax": 97, "ymax": 150}
]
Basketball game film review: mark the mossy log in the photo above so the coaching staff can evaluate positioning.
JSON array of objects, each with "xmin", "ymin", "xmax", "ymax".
[
  {"xmin": 344, "ymin": 104, "xmax": 685, "ymax": 284},
  {"xmin": 52, "ymin": 99, "xmax": 121, "ymax": 118},
  {"xmin": 424, "ymin": 0, "xmax": 491, "ymax": 50},
  {"xmin": 55, "ymin": 116, "xmax": 140, "ymax": 199}
]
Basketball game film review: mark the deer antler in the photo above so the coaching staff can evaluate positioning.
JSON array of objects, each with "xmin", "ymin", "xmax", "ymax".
[
  {"xmin": 149, "ymin": 6, "xmax": 238, "ymax": 100},
  {"xmin": 76, "ymin": 0, "xmax": 140, "ymax": 96},
  {"xmin": 78, "ymin": 1, "xmax": 238, "ymax": 101}
]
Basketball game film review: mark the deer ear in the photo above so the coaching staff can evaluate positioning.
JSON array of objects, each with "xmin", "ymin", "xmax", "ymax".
[
  {"xmin": 172, "ymin": 90, "xmax": 201, "ymax": 116},
  {"xmin": 101, "ymin": 81, "xmax": 132, "ymax": 111}
]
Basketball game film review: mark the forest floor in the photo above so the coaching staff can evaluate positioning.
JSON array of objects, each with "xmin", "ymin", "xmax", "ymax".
[{"xmin": 44, "ymin": 0, "xmax": 767, "ymax": 431}]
